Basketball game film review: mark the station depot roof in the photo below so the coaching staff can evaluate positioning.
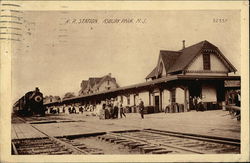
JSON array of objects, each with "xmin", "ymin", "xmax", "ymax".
[{"xmin": 44, "ymin": 75, "xmax": 240, "ymax": 105}]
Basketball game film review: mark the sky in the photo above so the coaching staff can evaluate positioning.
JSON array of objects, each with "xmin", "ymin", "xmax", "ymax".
[{"xmin": 12, "ymin": 10, "xmax": 241, "ymax": 102}]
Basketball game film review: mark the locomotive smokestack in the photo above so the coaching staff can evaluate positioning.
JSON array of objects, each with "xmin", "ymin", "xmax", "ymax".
[
  {"xmin": 35, "ymin": 87, "xmax": 40, "ymax": 92},
  {"xmin": 182, "ymin": 40, "xmax": 185, "ymax": 49}
]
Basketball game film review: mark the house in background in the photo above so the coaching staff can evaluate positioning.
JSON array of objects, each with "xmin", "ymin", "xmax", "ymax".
[
  {"xmin": 43, "ymin": 95, "xmax": 61, "ymax": 108},
  {"xmin": 79, "ymin": 73, "xmax": 119, "ymax": 96},
  {"xmin": 44, "ymin": 95, "xmax": 61, "ymax": 103}
]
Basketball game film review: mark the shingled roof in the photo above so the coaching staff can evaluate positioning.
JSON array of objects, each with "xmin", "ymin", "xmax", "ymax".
[
  {"xmin": 146, "ymin": 40, "xmax": 237, "ymax": 79},
  {"xmin": 167, "ymin": 40, "xmax": 220, "ymax": 73},
  {"xmin": 89, "ymin": 78, "xmax": 102, "ymax": 87},
  {"xmin": 146, "ymin": 67, "xmax": 157, "ymax": 79},
  {"xmin": 160, "ymin": 50, "xmax": 181, "ymax": 73}
]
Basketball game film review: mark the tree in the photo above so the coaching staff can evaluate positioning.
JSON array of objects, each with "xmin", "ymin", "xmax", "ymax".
[{"xmin": 63, "ymin": 92, "xmax": 75, "ymax": 99}]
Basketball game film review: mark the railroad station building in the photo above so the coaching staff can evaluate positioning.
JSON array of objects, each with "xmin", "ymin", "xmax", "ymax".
[
  {"xmin": 140, "ymin": 40, "xmax": 238, "ymax": 112},
  {"xmin": 45, "ymin": 40, "xmax": 240, "ymax": 113}
]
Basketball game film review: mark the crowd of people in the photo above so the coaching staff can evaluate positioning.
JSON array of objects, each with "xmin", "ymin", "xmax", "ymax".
[
  {"xmin": 98, "ymin": 98, "xmax": 145, "ymax": 119},
  {"xmin": 98, "ymin": 98, "xmax": 126, "ymax": 119},
  {"xmin": 189, "ymin": 96, "xmax": 205, "ymax": 112},
  {"xmin": 45, "ymin": 98, "xmax": 146, "ymax": 120},
  {"xmin": 227, "ymin": 90, "xmax": 241, "ymax": 107},
  {"xmin": 46, "ymin": 104, "xmax": 96, "ymax": 115}
]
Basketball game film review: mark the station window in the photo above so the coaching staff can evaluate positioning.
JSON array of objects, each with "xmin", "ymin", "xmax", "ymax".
[
  {"xmin": 127, "ymin": 96, "xmax": 130, "ymax": 105},
  {"xmin": 171, "ymin": 89, "xmax": 176, "ymax": 103},
  {"xmin": 203, "ymin": 53, "xmax": 211, "ymax": 70}
]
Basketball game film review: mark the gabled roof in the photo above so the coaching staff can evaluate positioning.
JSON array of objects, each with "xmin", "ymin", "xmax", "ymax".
[
  {"xmin": 146, "ymin": 67, "xmax": 157, "ymax": 79},
  {"xmin": 146, "ymin": 40, "xmax": 237, "ymax": 79},
  {"xmin": 79, "ymin": 80, "xmax": 88, "ymax": 94},
  {"xmin": 80, "ymin": 80, "xmax": 88, "ymax": 89},
  {"xmin": 146, "ymin": 51, "xmax": 180, "ymax": 79},
  {"xmin": 80, "ymin": 74, "xmax": 119, "ymax": 94},
  {"xmin": 160, "ymin": 50, "xmax": 181, "ymax": 73},
  {"xmin": 94, "ymin": 75, "xmax": 119, "ymax": 88},
  {"xmin": 89, "ymin": 77, "xmax": 102, "ymax": 87},
  {"xmin": 167, "ymin": 41, "xmax": 206, "ymax": 73}
]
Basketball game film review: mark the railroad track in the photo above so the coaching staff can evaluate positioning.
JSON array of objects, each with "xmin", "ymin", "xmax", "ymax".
[
  {"xmin": 12, "ymin": 137, "xmax": 104, "ymax": 155},
  {"xmin": 12, "ymin": 116, "xmax": 240, "ymax": 155},
  {"xmin": 97, "ymin": 129, "xmax": 240, "ymax": 154},
  {"xmin": 12, "ymin": 117, "xmax": 104, "ymax": 155}
]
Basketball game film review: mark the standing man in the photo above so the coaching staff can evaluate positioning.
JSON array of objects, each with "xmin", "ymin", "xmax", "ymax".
[
  {"xmin": 198, "ymin": 96, "xmax": 204, "ymax": 111},
  {"xmin": 189, "ymin": 96, "xmax": 193, "ymax": 110},
  {"xmin": 138, "ymin": 99, "xmax": 144, "ymax": 119},
  {"xmin": 109, "ymin": 99, "xmax": 114, "ymax": 119},
  {"xmin": 119, "ymin": 102, "xmax": 126, "ymax": 118},
  {"xmin": 193, "ymin": 96, "xmax": 198, "ymax": 111},
  {"xmin": 197, "ymin": 97, "xmax": 201, "ymax": 111},
  {"xmin": 113, "ymin": 101, "xmax": 119, "ymax": 119},
  {"xmin": 236, "ymin": 91, "xmax": 241, "ymax": 107}
]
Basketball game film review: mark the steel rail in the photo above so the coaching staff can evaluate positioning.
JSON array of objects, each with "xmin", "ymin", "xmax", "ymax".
[
  {"xmin": 143, "ymin": 129, "xmax": 240, "ymax": 146},
  {"xmin": 14, "ymin": 117, "xmax": 88, "ymax": 154},
  {"xmin": 107, "ymin": 132, "xmax": 205, "ymax": 154}
]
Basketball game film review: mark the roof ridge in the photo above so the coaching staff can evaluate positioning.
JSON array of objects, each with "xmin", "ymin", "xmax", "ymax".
[
  {"xmin": 160, "ymin": 50, "xmax": 180, "ymax": 53},
  {"xmin": 178, "ymin": 40, "xmax": 206, "ymax": 52}
]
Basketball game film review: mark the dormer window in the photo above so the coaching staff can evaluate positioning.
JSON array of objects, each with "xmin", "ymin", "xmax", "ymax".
[{"xmin": 203, "ymin": 53, "xmax": 211, "ymax": 70}]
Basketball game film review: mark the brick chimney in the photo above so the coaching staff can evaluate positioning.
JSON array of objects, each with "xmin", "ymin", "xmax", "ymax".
[{"xmin": 182, "ymin": 40, "xmax": 185, "ymax": 49}]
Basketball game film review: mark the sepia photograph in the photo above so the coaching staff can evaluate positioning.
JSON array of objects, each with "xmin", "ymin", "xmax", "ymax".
[{"xmin": 0, "ymin": 1, "xmax": 249, "ymax": 162}]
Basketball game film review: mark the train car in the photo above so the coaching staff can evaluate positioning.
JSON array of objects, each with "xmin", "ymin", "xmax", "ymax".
[{"xmin": 13, "ymin": 87, "xmax": 45, "ymax": 116}]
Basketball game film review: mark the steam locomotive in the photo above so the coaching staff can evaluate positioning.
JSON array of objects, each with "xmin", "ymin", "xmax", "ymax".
[{"xmin": 13, "ymin": 87, "xmax": 45, "ymax": 116}]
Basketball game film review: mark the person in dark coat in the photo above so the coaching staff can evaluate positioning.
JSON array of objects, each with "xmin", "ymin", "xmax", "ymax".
[
  {"xmin": 104, "ymin": 103, "xmax": 110, "ymax": 119},
  {"xmin": 109, "ymin": 102, "xmax": 114, "ymax": 119},
  {"xmin": 189, "ymin": 96, "xmax": 194, "ymax": 110},
  {"xmin": 138, "ymin": 99, "xmax": 144, "ymax": 119},
  {"xmin": 113, "ymin": 101, "xmax": 119, "ymax": 119},
  {"xmin": 193, "ymin": 96, "xmax": 198, "ymax": 111},
  {"xmin": 235, "ymin": 91, "xmax": 241, "ymax": 107},
  {"xmin": 119, "ymin": 102, "xmax": 126, "ymax": 118},
  {"xmin": 197, "ymin": 96, "xmax": 204, "ymax": 112},
  {"xmin": 72, "ymin": 106, "xmax": 76, "ymax": 114},
  {"xmin": 79, "ymin": 106, "xmax": 83, "ymax": 114}
]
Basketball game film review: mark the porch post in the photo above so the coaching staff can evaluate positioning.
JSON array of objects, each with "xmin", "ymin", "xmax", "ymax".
[
  {"xmin": 184, "ymin": 87, "xmax": 189, "ymax": 112},
  {"xmin": 159, "ymin": 90, "xmax": 162, "ymax": 112}
]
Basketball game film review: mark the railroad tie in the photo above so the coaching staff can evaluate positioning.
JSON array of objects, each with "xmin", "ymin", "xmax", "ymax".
[
  {"xmin": 152, "ymin": 149, "xmax": 173, "ymax": 154},
  {"xmin": 113, "ymin": 139, "xmax": 130, "ymax": 144},
  {"xmin": 128, "ymin": 142, "xmax": 148, "ymax": 149},
  {"xmin": 141, "ymin": 147, "xmax": 165, "ymax": 154}
]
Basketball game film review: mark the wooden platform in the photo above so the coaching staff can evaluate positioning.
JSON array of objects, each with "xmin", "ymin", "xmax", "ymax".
[
  {"xmin": 11, "ymin": 110, "xmax": 240, "ymax": 140},
  {"xmin": 12, "ymin": 123, "xmax": 46, "ymax": 140}
]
